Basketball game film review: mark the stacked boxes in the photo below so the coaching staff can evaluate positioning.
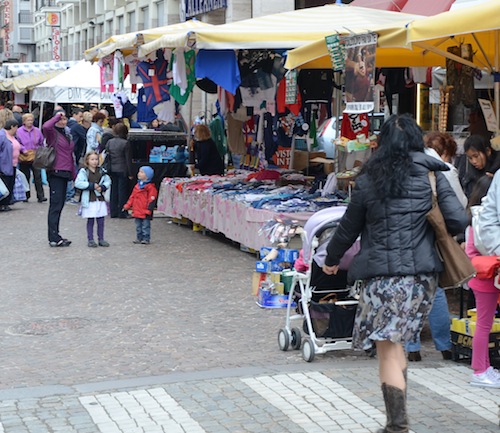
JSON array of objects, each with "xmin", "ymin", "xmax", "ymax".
[{"xmin": 253, "ymin": 248, "xmax": 300, "ymax": 308}]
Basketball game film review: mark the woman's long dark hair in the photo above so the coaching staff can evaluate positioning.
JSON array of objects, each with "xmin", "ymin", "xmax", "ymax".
[{"xmin": 364, "ymin": 114, "xmax": 424, "ymax": 198}]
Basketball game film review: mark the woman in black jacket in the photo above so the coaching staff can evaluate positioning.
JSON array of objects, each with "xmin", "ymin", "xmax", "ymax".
[
  {"xmin": 189, "ymin": 124, "xmax": 224, "ymax": 176},
  {"xmin": 323, "ymin": 114, "xmax": 468, "ymax": 433}
]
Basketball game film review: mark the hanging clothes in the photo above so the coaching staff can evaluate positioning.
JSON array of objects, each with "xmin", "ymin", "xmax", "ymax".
[
  {"xmin": 136, "ymin": 49, "xmax": 171, "ymax": 109},
  {"xmin": 209, "ymin": 115, "xmax": 227, "ymax": 157},
  {"xmin": 226, "ymin": 112, "xmax": 247, "ymax": 156},
  {"xmin": 99, "ymin": 54, "xmax": 115, "ymax": 93},
  {"xmin": 276, "ymin": 77, "xmax": 302, "ymax": 115},
  {"xmin": 169, "ymin": 49, "xmax": 196, "ymax": 105},
  {"xmin": 195, "ymin": 49, "xmax": 241, "ymax": 95},
  {"xmin": 136, "ymin": 87, "xmax": 158, "ymax": 123}
]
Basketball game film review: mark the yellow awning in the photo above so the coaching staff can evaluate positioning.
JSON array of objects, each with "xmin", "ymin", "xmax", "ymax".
[
  {"xmin": 0, "ymin": 69, "xmax": 66, "ymax": 93},
  {"xmin": 406, "ymin": 0, "xmax": 500, "ymax": 72},
  {"xmin": 85, "ymin": 20, "xmax": 213, "ymax": 61},
  {"xmin": 195, "ymin": 4, "xmax": 421, "ymax": 50}
]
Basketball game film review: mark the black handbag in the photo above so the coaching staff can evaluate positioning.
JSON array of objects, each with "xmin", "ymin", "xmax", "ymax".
[
  {"xmin": 33, "ymin": 146, "xmax": 56, "ymax": 170},
  {"xmin": 427, "ymin": 172, "xmax": 476, "ymax": 289}
]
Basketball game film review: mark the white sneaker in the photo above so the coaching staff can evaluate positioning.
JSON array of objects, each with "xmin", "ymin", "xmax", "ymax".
[{"xmin": 470, "ymin": 367, "xmax": 500, "ymax": 388}]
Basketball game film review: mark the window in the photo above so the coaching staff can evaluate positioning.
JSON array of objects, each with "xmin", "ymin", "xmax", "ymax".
[
  {"xmin": 117, "ymin": 15, "xmax": 124, "ymax": 34},
  {"xmin": 141, "ymin": 7, "xmax": 149, "ymax": 29},
  {"xmin": 128, "ymin": 11, "xmax": 136, "ymax": 31},
  {"xmin": 156, "ymin": 1, "xmax": 165, "ymax": 26}
]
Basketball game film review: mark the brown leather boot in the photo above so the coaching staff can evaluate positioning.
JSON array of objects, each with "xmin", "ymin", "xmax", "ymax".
[{"xmin": 377, "ymin": 383, "xmax": 409, "ymax": 433}]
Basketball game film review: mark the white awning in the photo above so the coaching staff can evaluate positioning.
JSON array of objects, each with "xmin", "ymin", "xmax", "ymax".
[{"xmin": 1, "ymin": 61, "xmax": 79, "ymax": 78}]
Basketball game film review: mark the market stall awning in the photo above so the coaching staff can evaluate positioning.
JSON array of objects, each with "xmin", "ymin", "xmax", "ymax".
[
  {"xmin": 1, "ymin": 60, "xmax": 78, "ymax": 78},
  {"xmin": 85, "ymin": 20, "xmax": 213, "ymax": 61},
  {"xmin": 195, "ymin": 4, "xmax": 421, "ymax": 50},
  {"xmin": 401, "ymin": 0, "xmax": 455, "ymax": 15},
  {"xmin": 406, "ymin": 0, "xmax": 500, "ymax": 72},
  {"xmin": 138, "ymin": 21, "xmax": 212, "ymax": 58},
  {"xmin": 349, "ymin": 0, "xmax": 408, "ymax": 11},
  {"xmin": 31, "ymin": 60, "xmax": 134, "ymax": 104},
  {"xmin": 0, "ymin": 68, "xmax": 66, "ymax": 93}
]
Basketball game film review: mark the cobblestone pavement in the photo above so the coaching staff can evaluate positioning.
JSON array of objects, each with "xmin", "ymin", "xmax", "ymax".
[{"xmin": 0, "ymin": 196, "xmax": 498, "ymax": 432}]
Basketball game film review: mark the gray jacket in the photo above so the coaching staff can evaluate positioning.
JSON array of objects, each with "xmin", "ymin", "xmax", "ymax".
[
  {"xmin": 325, "ymin": 151, "xmax": 468, "ymax": 283},
  {"xmin": 477, "ymin": 170, "xmax": 500, "ymax": 255}
]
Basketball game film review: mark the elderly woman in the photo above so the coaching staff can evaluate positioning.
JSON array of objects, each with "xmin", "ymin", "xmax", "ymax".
[
  {"xmin": 42, "ymin": 110, "xmax": 75, "ymax": 247},
  {"xmin": 17, "ymin": 112, "xmax": 46, "ymax": 203},
  {"xmin": 322, "ymin": 114, "xmax": 467, "ymax": 432},
  {"xmin": 0, "ymin": 119, "xmax": 22, "ymax": 211}
]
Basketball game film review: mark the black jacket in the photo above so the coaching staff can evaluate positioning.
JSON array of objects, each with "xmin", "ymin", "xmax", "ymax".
[
  {"xmin": 325, "ymin": 151, "xmax": 468, "ymax": 283},
  {"xmin": 193, "ymin": 138, "xmax": 224, "ymax": 176}
]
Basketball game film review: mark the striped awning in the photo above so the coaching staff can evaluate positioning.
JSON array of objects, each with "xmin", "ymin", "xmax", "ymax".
[
  {"xmin": 1, "ymin": 61, "xmax": 78, "ymax": 78},
  {"xmin": 0, "ymin": 69, "xmax": 66, "ymax": 93}
]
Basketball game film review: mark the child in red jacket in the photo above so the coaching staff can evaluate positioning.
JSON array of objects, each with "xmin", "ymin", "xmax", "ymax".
[{"xmin": 123, "ymin": 166, "xmax": 157, "ymax": 245}]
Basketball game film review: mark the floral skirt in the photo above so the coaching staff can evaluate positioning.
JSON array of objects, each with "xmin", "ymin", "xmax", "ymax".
[{"xmin": 352, "ymin": 274, "xmax": 437, "ymax": 351}]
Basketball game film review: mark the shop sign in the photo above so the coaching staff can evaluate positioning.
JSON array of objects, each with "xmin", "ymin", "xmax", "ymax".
[
  {"xmin": 51, "ymin": 27, "xmax": 61, "ymax": 61},
  {"xmin": 184, "ymin": 0, "xmax": 227, "ymax": 18},
  {"xmin": 3, "ymin": 0, "xmax": 11, "ymax": 58},
  {"xmin": 46, "ymin": 12, "xmax": 61, "ymax": 27},
  {"xmin": 478, "ymin": 98, "xmax": 498, "ymax": 133},
  {"xmin": 343, "ymin": 32, "xmax": 377, "ymax": 114}
]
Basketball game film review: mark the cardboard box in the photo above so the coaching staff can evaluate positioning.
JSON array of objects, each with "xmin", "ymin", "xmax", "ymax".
[
  {"xmin": 291, "ymin": 150, "xmax": 328, "ymax": 171},
  {"xmin": 310, "ymin": 156, "xmax": 335, "ymax": 175},
  {"xmin": 256, "ymin": 261, "xmax": 272, "ymax": 273},
  {"xmin": 257, "ymin": 287, "xmax": 295, "ymax": 309}
]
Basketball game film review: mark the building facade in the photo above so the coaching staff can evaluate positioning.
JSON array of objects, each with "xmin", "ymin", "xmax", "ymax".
[{"xmin": 0, "ymin": 0, "xmax": 334, "ymax": 63}]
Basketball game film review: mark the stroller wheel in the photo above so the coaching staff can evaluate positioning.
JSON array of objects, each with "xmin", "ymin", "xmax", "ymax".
[
  {"xmin": 291, "ymin": 327, "xmax": 302, "ymax": 350},
  {"xmin": 302, "ymin": 338, "xmax": 315, "ymax": 362},
  {"xmin": 278, "ymin": 328, "xmax": 290, "ymax": 351}
]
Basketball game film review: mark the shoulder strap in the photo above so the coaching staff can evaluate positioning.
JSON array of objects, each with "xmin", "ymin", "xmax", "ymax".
[
  {"xmin": 428, "ymin": 171, "xmax": 437, "ymax": 196},
  {"xmin": 428, "ymin": 171, "xmax": 438, "ymax": 205}
]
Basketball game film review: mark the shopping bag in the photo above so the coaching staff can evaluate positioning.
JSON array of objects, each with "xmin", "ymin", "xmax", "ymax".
[
  {"xmin": 0, "ymin": 178, "xmax": 9, "ymax": 200},
  {"xmin": 427, "ymin": 172, "xmax": 476, "ymax": 289}
]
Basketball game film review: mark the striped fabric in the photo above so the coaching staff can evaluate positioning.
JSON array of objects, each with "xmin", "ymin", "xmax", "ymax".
[{"xmin": 1, "ymin": 61, "xmax": 78, "ymax": 78}]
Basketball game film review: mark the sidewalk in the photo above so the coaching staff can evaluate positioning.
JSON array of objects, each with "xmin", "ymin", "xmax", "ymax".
[{"xmin": 0, "ymin": 197, "xmax": 498, "ymax": 432}]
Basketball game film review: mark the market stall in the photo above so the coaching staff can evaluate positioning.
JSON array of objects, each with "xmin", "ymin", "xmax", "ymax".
[{"xmin": 157, "ymin": 172, "xmax": 346, "ymax": 251}]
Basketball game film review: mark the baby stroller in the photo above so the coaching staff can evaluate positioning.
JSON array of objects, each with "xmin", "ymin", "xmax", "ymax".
[{"xmin": 278, "ymin": 207, "xmax": 360, "ymax": 362}]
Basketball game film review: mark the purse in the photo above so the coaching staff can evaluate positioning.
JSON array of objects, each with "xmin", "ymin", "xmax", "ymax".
[
  {"xmin": 427, "ymin": 172, "xmax": 476, "ymax": 289},
  {"xmin": 33, "ymin": 146, "xmax": 56, "ymax": 170},
  {"xmin": 18, "ymin": 149, "xmax": 36, "ymax": 164}
]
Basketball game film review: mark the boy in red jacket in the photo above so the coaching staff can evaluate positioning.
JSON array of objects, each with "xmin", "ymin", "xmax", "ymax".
[{"xmin": 123, "ymin": 166, "xmax": 157, "ymax": 245}]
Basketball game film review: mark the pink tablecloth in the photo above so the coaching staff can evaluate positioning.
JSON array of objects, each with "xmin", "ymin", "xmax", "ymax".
[{"xmin": 158, "ymin": 179, "xmax": 314, "ymax": 250}]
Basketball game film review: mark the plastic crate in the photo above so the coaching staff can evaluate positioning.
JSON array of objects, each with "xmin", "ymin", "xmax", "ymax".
[{"xmin": 450, "ymin": 330, "xmax": 500, "ymax": 364}]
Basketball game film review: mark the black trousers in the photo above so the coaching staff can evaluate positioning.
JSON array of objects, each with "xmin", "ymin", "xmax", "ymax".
[
  {"xmin": 109, "ymin": 171, "xmax": 129, "ymax": 218},
  {"xmin": 47, "ymin": 174, "xmax": 68, "ymax": 242},
  {"xmin": 0, "ymin": 171, "xmax": 15, "ymax": 206},
  {"xmin": 18, "ymin": 162, "xmax": 45, "ymax": 200}
]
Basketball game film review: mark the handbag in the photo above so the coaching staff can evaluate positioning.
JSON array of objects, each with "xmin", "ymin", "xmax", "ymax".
[
  {"xmin": 101, "ymin": 150, "xmax": 111, "ymax": 173},
  {"xmin": 18, "ymin": 149, "xmax": 36, "ymax": 164},
  {"xmin": 427, "ymin": 172, "xmax": 476, "ymax": 289},
  {"xmin": 33, "ymin": 146, "xmax": 56, "ymax": 170}
]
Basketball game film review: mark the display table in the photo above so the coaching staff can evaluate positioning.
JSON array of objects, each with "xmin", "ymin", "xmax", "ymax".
[{"xmin": 157, "ymin": 178, "xmax": 314, "ymax": 250}]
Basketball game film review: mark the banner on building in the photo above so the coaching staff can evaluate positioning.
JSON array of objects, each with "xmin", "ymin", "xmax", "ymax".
[
  {"xmin": 183, "ymin": 0, "xmax": 227, "ymax": 18},
  {"xmin": 343, "ymin": 33, "xmax": 377, "ymax": 114},
  {"xmin": 51, "ymin": 27, "xmax": 61, "ymax": 61},
  {"xmin": 3, "ymin": 0, "xmax": 11, "ymax": 58}
]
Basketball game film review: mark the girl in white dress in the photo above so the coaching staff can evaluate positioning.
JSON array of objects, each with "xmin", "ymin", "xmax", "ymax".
[{"xmin": 75, "ymin": 151, "xmax": 111, "ymax": 247}]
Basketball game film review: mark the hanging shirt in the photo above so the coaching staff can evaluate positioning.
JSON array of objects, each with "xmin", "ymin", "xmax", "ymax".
[
  {"xmin": 136, "ymin": 50, "xmax": 171, "ymax": 108},
  {"xmin": 195, "ymin": 49, "xmax": 241, "ymax": 95},
  {"xmin": 169, "ymin": 49, "xmax": 196, "ymax": 105}
]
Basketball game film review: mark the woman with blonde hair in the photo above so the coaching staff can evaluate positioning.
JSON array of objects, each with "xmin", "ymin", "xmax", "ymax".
[
  {"xmin": 189, "ymin": 124, "xmax": 224, "ymax": 176},
  {"xmin": 0, "ymin": 108, "xmax": 14, "ymax": 130}
]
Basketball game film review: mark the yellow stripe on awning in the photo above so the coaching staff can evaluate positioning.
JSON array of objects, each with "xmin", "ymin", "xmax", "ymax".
[{"xmin": 0, "ymin": 69, "xmax": 66, "ymax": 93}]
